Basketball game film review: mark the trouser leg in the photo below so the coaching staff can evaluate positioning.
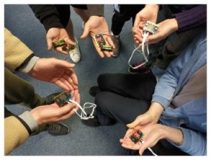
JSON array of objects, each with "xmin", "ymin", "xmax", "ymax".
[
  {"xmin": 95, "ymin": 91, "xmax": 150, "ymax": 125},
  {"xmin": 95, "ymin": 72, "xmax": 156, "ymax": 124},
  {"xmin": 97, "ymin": 72, "xmax": 156, "ymax": 101}
]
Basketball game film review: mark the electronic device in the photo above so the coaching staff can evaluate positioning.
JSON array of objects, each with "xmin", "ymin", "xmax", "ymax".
[
  {"xmin": 130, "ymin": 130, "xmax": 144, "ymax": 143},
  {"xmin": 143, "ymin": 21, "xmax": 159, "ymax": 34},
  {"xmin": 94, "ymin": 34, "xmax": 113, "ymax": 51},
  {"xmin": 53, "ymin": 91, "xmax": 72, "ymax": 107}
]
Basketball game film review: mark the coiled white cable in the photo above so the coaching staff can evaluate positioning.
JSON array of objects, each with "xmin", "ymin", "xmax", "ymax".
[
  {"xmin": 68, "ymin": 99, "xmax": 96, "ymax": 120},
  {"xmin": 128, "ymin": 31, "xmax": 150, "ymax": 69}
]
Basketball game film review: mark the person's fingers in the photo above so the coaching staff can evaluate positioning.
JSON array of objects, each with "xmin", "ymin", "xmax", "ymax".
[
  {"xmin": 134, "ymin": 35, "xmax": 142, "ymax": 44},
  {"xmin": 56, "ymin": 47, "xmax": 69, "ymax": 54},
  {"xmin": 127, "ymin": 115, "xmax": 149, "ymax": 128},
  {"xmin": 92, "ymin": 40, "xmax": 105, "ymax": 58},
  {"xmin": 65, "ymin": 75, "xmax": 78, "ymax": 90},
  {"xmin": 64, "ymin": 37, "xmax": 76, "ymax": 46},
  {"xmin": 72, "ymin": 90, "xmax": 80, "ymax": 103},
  {"xmin": 57, "ymin": 107, "xmax": 77, "ymax": 121},
  {"xmin": 55, "ymin": 80, "xmax": 70, "ymax": 91},
  {"xmin": 105, "ymin": 36, "xmax": 115, "ymax": 56},
  {"xmin": 139, "ymin": 140, "xmax": 149, "ymax": 155},
  {"xmin": 56, "ymin": 102, "xmax": 76, "ymax": 116},
  {"xmin": 121, "ymin": 141, "xmax": 141, "ymax": 150},
  {"xmin": 134, "ymin": 15, "xmax": 141, "ymax": 28},
  {"xmin": 54, "ymin": 59, "xmax": 75, "ymax": 69},
  {"xmin": 105, "ymin": 36, "xmax": 115, "ymax": 48},
  {"xmin": 102, "ymin": 50, "xmax": 112, "ymax": 57},
  {"xmin": 47, "ymin": 37, "xmax": 53, "ymax": 50},
  {"xmin": 80, "ymin": 23, "xmax": 90, "ymax": 39},
  {"xmin": 68, "ymin": 70, "xmax": 79, "ymax": 86},
  {"xmin": 127, "ymin": 118, "xmax": 142, "ymax": 128},
  {"xmin": 59, "ymin": 78, "xmax": 73, "ymax": 91}
]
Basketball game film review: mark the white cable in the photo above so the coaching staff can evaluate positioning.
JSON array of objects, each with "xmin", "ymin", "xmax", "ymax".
[
  {"xmin": 128, "ymin": 31, "xmax": 149, "ymax": 69},
  {"xmin": 141, "ymin": 140, "xmax": 158, "ymax": 156},
  {"xmin": 67, "ymin": 99, "xmax": 97, "ymax": 120},
  {"xmin": 147, "ymin": 147, "xmax": 158, "ymax": 156}
]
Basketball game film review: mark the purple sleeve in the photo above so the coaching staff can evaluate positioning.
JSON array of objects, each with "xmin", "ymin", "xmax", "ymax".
[{"xmin": 174, "ymin": 5, "xmax": 206, "ymax": 32}]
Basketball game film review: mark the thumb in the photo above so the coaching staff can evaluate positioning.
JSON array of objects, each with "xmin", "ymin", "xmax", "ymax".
[
  {"xmin": 47, "ymin": 37, "xmax": 53, "ymax": 50},
  {"xmin": 127, "ymin": 113, "xmax": 150, "ymax": 128},
  {"xmin": 54, "ymin": 58, "xmax": 75, "ymax": 68},
  {"xmin": 127, "ymin": 117, "xmax": 142, "ymax": 129},
  {"xmin": 80, "ymin": 24, "xmax": 90, "ymax": 39},
  {"xmin": 139, "ymin": 146, "xmax": 146, "ymax": 155}
]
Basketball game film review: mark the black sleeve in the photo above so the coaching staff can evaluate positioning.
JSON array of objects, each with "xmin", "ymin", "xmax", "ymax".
[{"xmin": 29, "ymin": 5, "xmax": 70, "ymax": 31}]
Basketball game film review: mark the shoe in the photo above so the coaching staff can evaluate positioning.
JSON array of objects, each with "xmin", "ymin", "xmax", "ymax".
[
  {"xmin": 128, "ymin": 64, "xmax": 150, "ymax": 74},
  {"xmin": 81, "ymin": 116, "xmax": 100, "ymax": 127},
  {"xmin": 89, "ymin": 86, "xmax": 101, "ymax": 97},
  {"xmin": 41, "ymin": 92, "xmax": 63, "ymax": 105},
  {"xmin": 111, "ymin": 34, "xmax": 120, "ymax": 57},
  {"xmin": 47, "ymin": 122, "xmax": 70, "ymax": 136},
  {"xmin": 69, "ymin": 39, "xmax": 81, "ymax": 63}
]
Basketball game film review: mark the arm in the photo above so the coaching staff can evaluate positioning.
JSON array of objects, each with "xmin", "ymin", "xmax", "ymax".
[
  {"xmin": 4, "ymin": 28, "xmax": 33, "ymax": 71},
  {"xmin": 121, "ymin": 124, "xmax": 206, "ymax": 155},
  {"xmin": 5, "ymin": 28, "xmax": 79, "ymax": 95},
  {"xmin": 29, "ymin": 5, "xmax": 70, "ymax": 31},
  {"xmin": 81, "ymin": 15, "xmax": 115, "ymax": 58},
  {"xmin": 30, "ymin": 5, "xmax": 74, "ymax": 54},
  {"xmin": 5, "ymin": 102, "xmax": 76, "ymax": 155},
  {"xmin": 174, "ymin": 5, "xmax": 206, "ymax": 32}
]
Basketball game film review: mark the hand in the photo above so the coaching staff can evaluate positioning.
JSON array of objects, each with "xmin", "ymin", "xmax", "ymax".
[
  {"xmin": 46, "ymin": 27, "xmax": 75, "ymax": 54},
  {"xmin": 121, "ymin": 124, "xmax": 184, "ymax": 155},
  {"xmin": 80, "ymin": 16, "xmax": 115, "ymax": 58},
  {"xmin": 133, "ymin": 5, "xmax": 159, "ymax": 45},
  {"xmin": 29, "ymin": 58, "xmax": 78, "ymax": 91},
  {"xmin": 120, "ymin": 124, "xmax": 165, "ymax": 155},
  {"xmin": 146, "ymin": 18, "xmax": 179, "ymax": 44},
  {"xmin": 127, "ymin": 102, "xmax": 164, "ymax": 129},
  {"xmin": 31, "ymin": 102, "xmax": 77, "ymax": 125}
]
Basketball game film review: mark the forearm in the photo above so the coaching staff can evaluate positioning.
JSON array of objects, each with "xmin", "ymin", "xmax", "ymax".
[
  {"xmin": 4, "ymin": 111, "xmax": 39, "ymax": 155},
  {"xmin": 148, "ymin": 102, "xmax": 164, "ymax": 121},
  {"xmin": 162, "ymin": 125, "xmax": 183, "ymax": 145},
  {"xmin": 30, "ymin": 5, "xmax": 70, "ymax": 31},
  {"xmin": 174, "ymin": 5, "xmax": 206, "ymax": 32},
  {"xmin": 4, "ymin": 116, "xmax": 30, "ymax": 155}
]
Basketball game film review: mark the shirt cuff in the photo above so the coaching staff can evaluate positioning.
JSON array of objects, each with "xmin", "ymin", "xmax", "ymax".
[
  {"xmin": 18, "ymin": 111, "xmax": 39, "ymax": 134},
  {"xmin": 19, "ymin": 56, "xmax": 40, "ymax": 73}
]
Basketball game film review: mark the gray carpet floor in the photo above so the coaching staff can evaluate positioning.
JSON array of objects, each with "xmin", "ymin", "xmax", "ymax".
[{"xmin": 5, "ymin": 4, "xmax": 137, "ymax": 155}]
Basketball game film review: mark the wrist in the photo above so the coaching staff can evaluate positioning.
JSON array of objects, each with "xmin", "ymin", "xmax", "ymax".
[
  {"xmin": 168, "ymin": 18, "xmax": 179, "ymax": 32},
  {"xmin": 18, "ymin": 111, "xmax": 39, "ymax": 134},
  {"xmin": 162, "ymin": 125, "xmax": 184, "ymax": 145},
  {"xmin": 20, "ymin": 56, "xmax": 40, "ymax": 74},
  {"xmin": 30, "ymin": 109, "xmax": 41, "ymax": 125},
  {"xmin": 145, "ymin": 4, "xmax": 159, "ymax": 13},
  {"xmin": 148, "ymin": 102, "xmax": 164, "ymax": 122}
]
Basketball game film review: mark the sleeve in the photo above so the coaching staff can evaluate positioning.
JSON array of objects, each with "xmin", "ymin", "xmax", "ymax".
[
  {"xmin": 151, "ymin": 47, "xmax": 189, "ymax": 109},
  {"xmin": 29, "ymin": 5, "xmax": 70, "ymax": 31},
  {"xmin": 4, "ymin": 111, "xmax": 39, "ymax": 155},
  {"xmin": 171, "ymin": 128, "xmax": 206, "ymax": 155},
  {"xmin": 174, "ymin": 5, "xmax": 206, "ymax": 32},
  {"xmin": 4, "ymin": 28, "xmax": 34, "ymax": 71},
  {"xmin": 4, "ymin": 116, "xmax": 30, "ymax": 155},
  {"xmin": 151, "ymin": 32, "xmax": 206, "ymax": 109}
]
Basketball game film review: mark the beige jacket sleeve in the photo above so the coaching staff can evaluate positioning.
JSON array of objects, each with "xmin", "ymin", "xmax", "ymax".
[
  {"xmin": 4, "ymin": 116, "xmax": 29, "ymax": 155},
  {"xmin": 5, "ymin": 28, "xmax": 33, "ymax": 71}
]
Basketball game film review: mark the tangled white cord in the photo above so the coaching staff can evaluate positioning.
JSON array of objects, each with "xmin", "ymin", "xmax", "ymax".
[
  {"xmin": 128, "ymin": 31, "xmax": 150, "ymax": 69},
  {"xmin": 68, "ymin": 99, "xmax": 97, "ymax": 120},
  {"xmin": 141, "ymin": 140, "xmax": 158, "ymax": 156}
]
